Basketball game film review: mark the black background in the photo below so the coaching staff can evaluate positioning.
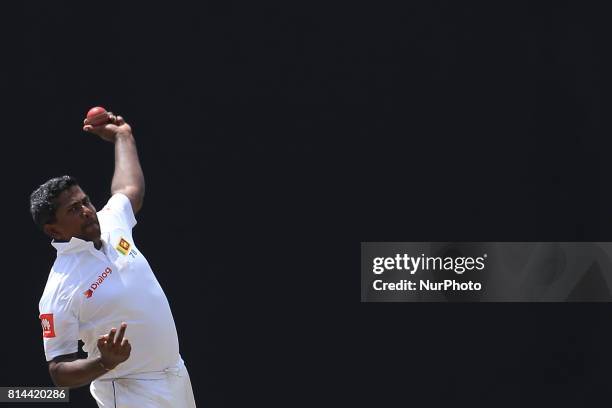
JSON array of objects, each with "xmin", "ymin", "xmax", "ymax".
[{"xmin": 3, "ymin": 1, "xmax": 612, "ymax": 407}]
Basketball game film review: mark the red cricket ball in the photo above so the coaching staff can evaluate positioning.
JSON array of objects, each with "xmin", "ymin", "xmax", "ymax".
[{"xmin": 86, "ymin": 106, "xmax": 109, "ymax": 127}]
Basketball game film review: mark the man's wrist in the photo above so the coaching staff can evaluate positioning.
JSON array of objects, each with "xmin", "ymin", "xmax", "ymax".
[
  {"xmin": 96, "ymin": 357, "xmax": 114, "ymax": 372},
  {"xmin": 114, "ymin": 131, "xmax": 134, "ymax": 142}
]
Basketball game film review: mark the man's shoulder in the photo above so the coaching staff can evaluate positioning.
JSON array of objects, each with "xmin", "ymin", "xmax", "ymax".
[
  {"xmin": 50, "ymin": 253, "xmax": 87, "ymax": 279},
  {"xmin": 97, "ymin": 193, "xmax": 137, "ymax": 232},
  {"xmin": 39, "ymin": 256, "xmax": 88, "ymax": 307}
]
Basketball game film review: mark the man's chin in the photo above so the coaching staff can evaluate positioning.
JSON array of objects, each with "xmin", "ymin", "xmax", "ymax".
[{"xmin": 81, "ymin": 223, "xmax": 101, "ymax": 241}]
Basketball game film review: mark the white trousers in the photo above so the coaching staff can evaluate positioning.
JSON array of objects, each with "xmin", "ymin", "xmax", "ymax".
[{"xmin": 89, "ymin": 358, "xmax": 196, "ymax": 407}]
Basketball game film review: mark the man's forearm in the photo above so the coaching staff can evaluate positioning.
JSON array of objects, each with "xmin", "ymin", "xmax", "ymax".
[
  {"xmin": 111, "ymin": 132, "xmax": 145, "ymax": 211},
  {"xmin": 50, "ymin": 357, "xmax": 111, "ymax": 388}
]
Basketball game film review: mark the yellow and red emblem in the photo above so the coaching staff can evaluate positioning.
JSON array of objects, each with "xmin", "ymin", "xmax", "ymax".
[{"xmin": 116, "ymin": 237, "xmax": 131, "ymax": 255}]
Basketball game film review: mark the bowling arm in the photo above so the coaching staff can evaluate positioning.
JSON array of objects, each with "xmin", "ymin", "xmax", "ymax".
[{"xmin": 111, "ymin": 131, "xmax": 145, "ymax": 215}]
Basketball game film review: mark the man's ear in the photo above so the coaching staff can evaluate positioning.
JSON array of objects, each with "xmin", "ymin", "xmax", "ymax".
[{"xmin": 43, "ymin": 224, "xmax": 62, "ymax": 240}]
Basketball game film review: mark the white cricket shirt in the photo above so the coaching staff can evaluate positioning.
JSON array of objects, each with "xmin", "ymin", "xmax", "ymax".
[{"xmin": 38, "ymin": 193, "xmax": 180, "ymax": 379}]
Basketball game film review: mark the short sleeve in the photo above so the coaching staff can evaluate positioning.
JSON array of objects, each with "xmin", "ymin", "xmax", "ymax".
[
  {"xmin": 39, "ymin": 290, "xmax": 79, "ymax": 362},
  {"xmin": 97, "ymin": 193, "xmax": 137, "ymax": 232}
]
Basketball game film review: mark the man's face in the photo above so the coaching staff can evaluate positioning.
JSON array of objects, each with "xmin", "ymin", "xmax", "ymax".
[{"xmin": 44, "ymin": 185, "xmax": 101, "ymax": 242}]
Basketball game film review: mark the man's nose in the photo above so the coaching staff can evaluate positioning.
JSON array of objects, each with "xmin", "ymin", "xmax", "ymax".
[{"xmin": 80, "ymin": 205, "xmax": 94, "ymax": 217}]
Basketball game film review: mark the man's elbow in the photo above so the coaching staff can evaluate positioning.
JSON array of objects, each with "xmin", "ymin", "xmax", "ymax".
[
  {"xmin": 49, "ymin": 367, "xmax": 81, "ymax": 389},
  {"xmin": 49, "ymin": 375, "xmax": 64, "ymax": 387},
  {"xmin": 48, "ymin": 365, "xmax": 65, "ymax": 387}
]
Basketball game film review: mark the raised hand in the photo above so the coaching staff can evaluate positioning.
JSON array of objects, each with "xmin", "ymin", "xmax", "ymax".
[
  {"xmin": 83, "ymin": 112, "xmax": 132, "ymax": 143},
  {"xmin": 97, "ymin": 322, "xmax": 131, "ymax": 370}
]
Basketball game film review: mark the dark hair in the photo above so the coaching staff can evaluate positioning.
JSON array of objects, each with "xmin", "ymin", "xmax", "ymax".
[{"xmin": 30, "ymin": 175, "xmax": 79, "ymax": 230}]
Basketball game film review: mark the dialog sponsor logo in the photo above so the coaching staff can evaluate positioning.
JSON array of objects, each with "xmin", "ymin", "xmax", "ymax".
[{"xmin": 83, "ymin": 267, "xmax": 113, "ymax": 298}]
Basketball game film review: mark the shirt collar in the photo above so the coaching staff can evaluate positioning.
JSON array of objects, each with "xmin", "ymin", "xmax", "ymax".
[{"xmin": 51, "ymin": 233, "xmax": 110, "ymax": 255}]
